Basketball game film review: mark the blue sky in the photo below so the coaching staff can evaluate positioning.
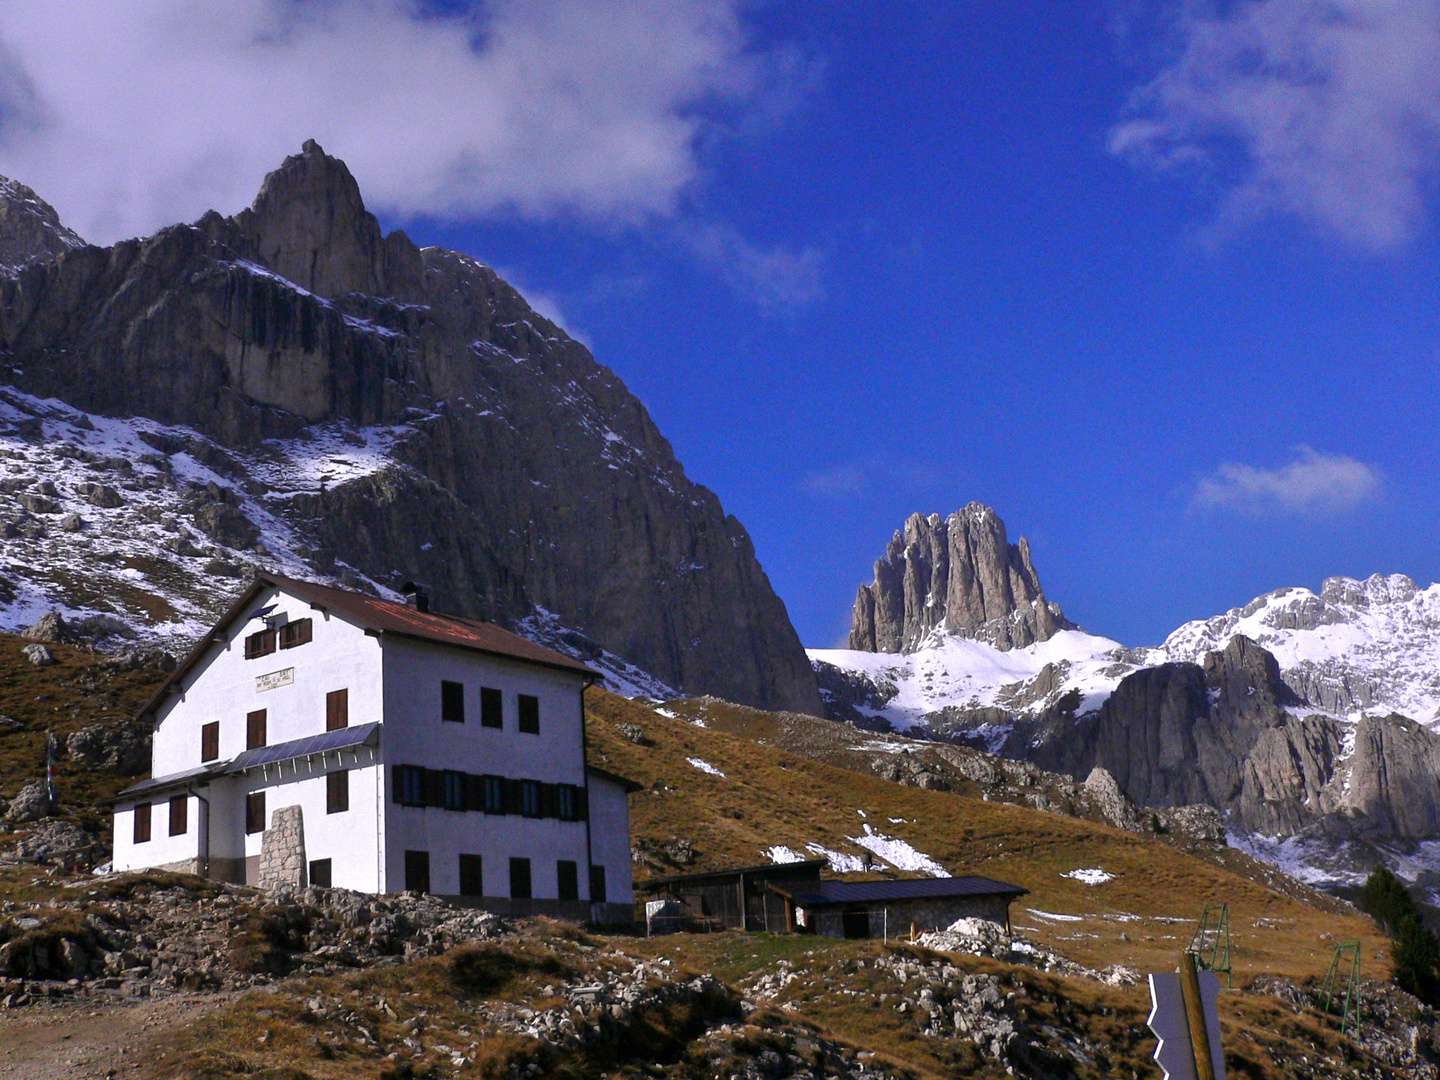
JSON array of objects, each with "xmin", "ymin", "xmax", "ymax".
[{"xmin": 1, "ymin": 2, "xmax": 1437, "ymax": 647}]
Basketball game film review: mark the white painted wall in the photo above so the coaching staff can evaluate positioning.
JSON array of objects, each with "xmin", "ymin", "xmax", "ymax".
[
  {"xmin": 380, "ymin": 635, "xmax": 594, "ymax": 898},
  {"xmin": 379, "ymin": 635, "xmax": 588, "ymax": 783},
  {"xmin": 150, "ymin": 587, "xmax": 384, "ymax": 775},
  {"xmin": 112, "ymin": 793, "xmax": 201, "ymax": 872},
  {"xmin": 587, "ymin": 773, "xmax": 635, "ymax": 904}
]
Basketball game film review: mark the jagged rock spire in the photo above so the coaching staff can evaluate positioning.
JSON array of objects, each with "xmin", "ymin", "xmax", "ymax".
[
  {"xmin": 849, "ymin": 503, "xmax": 1073, "ymax": 653},
  {"xmin": 234, "ymin": 139, "xmax": 422, "ymax": 301}
]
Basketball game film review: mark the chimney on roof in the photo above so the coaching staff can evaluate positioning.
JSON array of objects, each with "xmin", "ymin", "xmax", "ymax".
[{"xmin": 400, "ymin": 582, "xmax": 429, "ymax": 613}]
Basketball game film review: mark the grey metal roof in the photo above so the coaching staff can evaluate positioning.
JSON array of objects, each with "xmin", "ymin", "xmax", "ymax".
[
  {"xmin": 229, "ymin": 722, "xmax": 380, "ymax": 771},
  {"xmin": 115, "ymin": 723, "xmax": 381, "ymax": 802},
  {"xmin": 639, "ymin": 859, "xmax": 826, "ymax": 891},
  {"xmin": 774, "ymin": 875, "xmax": 1028, "ymax": 906},
  {"xmin": 115, "ymin": 764, "xmax": 226, "ymax": 798}
]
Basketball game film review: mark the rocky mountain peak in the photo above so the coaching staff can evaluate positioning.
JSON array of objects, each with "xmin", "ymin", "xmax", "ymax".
[
  {"xmin": 0, "ymin": 175, "xmax": 84, "ymax": 272},
  {"xmin": 234, "ymin": 139, "xmax": 421, "ymax": 301},
  {"xmin": 848, "ymin": 502, "xmax": 1074, "ymax": 653}
]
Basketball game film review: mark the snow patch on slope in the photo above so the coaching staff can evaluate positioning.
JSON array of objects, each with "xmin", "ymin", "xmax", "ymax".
[{"xmin": 810, "ymin": 629, "xmax": 1129, "ymax": 732}]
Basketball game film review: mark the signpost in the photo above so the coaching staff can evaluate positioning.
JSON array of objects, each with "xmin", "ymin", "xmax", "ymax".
[{"xmin": 1148, "ymin": 953, "xmax": 1226, "ymax": 1080}]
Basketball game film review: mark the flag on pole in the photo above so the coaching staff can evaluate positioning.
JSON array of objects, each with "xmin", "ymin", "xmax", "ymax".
[{"xmin": 46, "ymin": 729, "xmax": 57, "ymax": 804}]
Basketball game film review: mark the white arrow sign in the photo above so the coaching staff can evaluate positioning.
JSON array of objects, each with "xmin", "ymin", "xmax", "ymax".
[{"xmin": 1148, "ymin": 968, "xmax": 1226, "ymax": 1080}]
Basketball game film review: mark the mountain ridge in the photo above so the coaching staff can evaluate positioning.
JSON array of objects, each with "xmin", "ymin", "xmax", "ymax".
[{"xmin": 0, "ymin": 141, "xmax": 823, "ymax": 715}]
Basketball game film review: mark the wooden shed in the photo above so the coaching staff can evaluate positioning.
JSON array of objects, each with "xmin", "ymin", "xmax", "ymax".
[
  {"xmin": 769, "ymin": 875, "xmax": 1028, "ymax": 939},
  {"xmin": 638, "ymin": 859, "xmax": 825, "ymax": 932}
]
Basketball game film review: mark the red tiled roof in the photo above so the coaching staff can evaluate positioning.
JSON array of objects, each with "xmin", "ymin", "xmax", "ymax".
[
  {"xmin": 260, "ymin": 572, "xmax": 597, "ymax": 676},
  {"xmin": 136, "ymin": 571, "xmax": 597, "ymax": 719}
]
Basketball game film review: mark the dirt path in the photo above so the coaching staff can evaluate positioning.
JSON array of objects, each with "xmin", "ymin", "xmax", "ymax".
[{"xmin": 0, "ymin": 992, "xmax": 230, "ymax": 1080}]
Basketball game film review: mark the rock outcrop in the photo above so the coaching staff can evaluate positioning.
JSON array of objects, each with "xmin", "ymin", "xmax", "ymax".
[
  {"xmin": 1019, "ymin": 633, "xmax": 1440, "ymax": 842},
  {"xmin": 848, "ymin": 504, "xmax": 1073, "ymax": 653},
  {"xmin": 0, "ymin": 177, "xmax": 84, "ymax": 272},
  {"xmin": 0, "ymin": 142, "xmax": 822, "ymax": 715}
]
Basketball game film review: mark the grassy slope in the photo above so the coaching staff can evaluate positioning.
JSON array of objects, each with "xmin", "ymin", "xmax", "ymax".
[
  {"xmin": 0, "ymin": 631, "xmax": 167, "ymax": 845},
  {"xmin": 585, "ymin": 689, "xmax": 1387, "ymax": 986}
]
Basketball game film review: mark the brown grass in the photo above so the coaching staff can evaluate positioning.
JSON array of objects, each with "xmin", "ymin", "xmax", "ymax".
[{"xmin": 584, "ymin": 688, "xmax": 1388, "ymax": 985}]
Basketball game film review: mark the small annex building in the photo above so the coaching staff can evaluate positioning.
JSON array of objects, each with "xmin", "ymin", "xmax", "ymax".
[
  {"xmin": 110, "ymin": 572, "xmax": 638, "ymax": 924},
  {"xmin": 770, "ymin": 876, "xmax": 1028, "ymax": 939},
  {"xmin": 638, "ymin": 860, "xmax": 825, "ymax": 932}
]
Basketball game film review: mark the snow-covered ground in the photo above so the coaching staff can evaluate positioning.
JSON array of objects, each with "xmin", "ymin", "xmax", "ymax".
[
  {"xmin": 0, "ymin": 384, "xmax": 676, "ymax": 699},
  {"xmin": 810, "ymin": 628, "xmax": 1129, "ymax": 734},
  {"xmin": 1153, "ymin": 574, "xmax": 1440, "ymax": 725}
]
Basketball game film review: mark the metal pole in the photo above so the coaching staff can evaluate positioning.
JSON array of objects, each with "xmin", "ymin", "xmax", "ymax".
[
  {"xmin": 883, "ymin": 907, "xmax": 888, "ymax": 944},
  {"xmin": 1179, "ymin": 952, "xmax": 1217, "ymax": 1080}
]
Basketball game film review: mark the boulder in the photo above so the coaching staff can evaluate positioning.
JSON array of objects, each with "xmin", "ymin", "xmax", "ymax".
[
  {"xmin": 21, "ymin": 643, "xmax": 54, "ymax": 666},
  {"xmin": 5, "ymin": 781, "xmax": 53, "ymax": 823},
  {"xmin": 21, "ymin": 611, "xmax": 78, "ymax": 644},
  {"xmin": 66, "ymin": 723, "xmax": 150, "ymax": 774}
]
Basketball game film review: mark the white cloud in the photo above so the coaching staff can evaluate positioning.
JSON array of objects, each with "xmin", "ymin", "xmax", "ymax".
[
  {"xmin": 0, "ymin": 1, "xmax": 784, "ymax": 245},
  {"xmin": 1193, "ymin": 446, "xmax": 1383, "ymax": 515},
  {"xmin": 1112, "ymin": 0, "xmax": 1440, "ymax": 247},
  {"xmin": 801, "ymin": 462, "xmax": 868, "ymax": 497},
  {"xmin": 680, "ymin": 221, "xmax": 823, "ymax": 312}
]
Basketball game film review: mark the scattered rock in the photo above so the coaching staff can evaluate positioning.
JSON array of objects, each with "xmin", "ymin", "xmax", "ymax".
[
  {"xmin": 22, "ymin": 612, "xmax": 79, "ymax": 644},
  {"xmin": 21, "ymin": 642, "xmax": 54, "ymax": 666},
  {"xmin": 203, "ymin": 558, "xmax": 245, "ymax": 578},
  {"xmin": 16, "ymin": 493, "xmax": 58, "ymax": 514},
  {"xmin": 11, "ymin": 818, "xmax": 104, "ymax": 868},
  {"xmin": 192, "ymin": 502, "xmax": 260, "ymax": 549},
  {"xmin": 66, "ymin": 722, "xmax": 149, "ymax": 774},
  {"xmin": 615, "ymin": 723, "xmax": 647, "ymax": 744},
  {"xmin": 4, "ymin": 781, "xmax": 53, "ymax": 823},
  {"xmin": 60, "ymin": 512, "xmax": 83, "ymax": 531}
]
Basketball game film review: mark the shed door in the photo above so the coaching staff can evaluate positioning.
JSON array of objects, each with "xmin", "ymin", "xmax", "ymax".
[{"xmin": 842, "ymin": 910, "xmax": 870, "ymax": 939}]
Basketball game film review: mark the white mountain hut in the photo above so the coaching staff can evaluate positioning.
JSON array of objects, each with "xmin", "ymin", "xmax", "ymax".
[{"xmin": 110, "ymin": 572, "xmax": 637, "ymax": 924}]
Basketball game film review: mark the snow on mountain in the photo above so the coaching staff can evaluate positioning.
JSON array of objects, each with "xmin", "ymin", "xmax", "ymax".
[
  {"xmin": 1150, "ymin": 573, "xmax": 1440, "ymax": 725},
  {"xmin": 0, "ymin": 384, "xmax": 672, "ymax": 699},
  {"xmin": 809, "ymin": 628, "xmax": 1130, "ymax": 742}
]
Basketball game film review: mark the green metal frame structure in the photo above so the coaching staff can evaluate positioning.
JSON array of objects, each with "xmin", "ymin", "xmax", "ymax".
[
  {"xmin": 1319, "ymin": 941, "xmax": 1362, "ymax": 1035},
  {"xmin": 1186, "ymin": 903, "xmax": 1233, "ymax": 987}
]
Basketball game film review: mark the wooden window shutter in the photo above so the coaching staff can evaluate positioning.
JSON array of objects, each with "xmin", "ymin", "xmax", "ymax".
[
  {"xmin": 540, "ymin": 783, "xmax": 558, "ymax": 819},
  {"xmin": 246, "ymin": 709, "xmax": 267, "ymax": 750},
  {"xmin": 201, "ymin": 721, "xmax": 219, "ymax": 762},
  {"xmin": 326, "ymin": 689, "xmax": 349, "ymax": 731},
  {"xmin": 133, "ymin": 802, "xmax": 151, "ymax": 844}
]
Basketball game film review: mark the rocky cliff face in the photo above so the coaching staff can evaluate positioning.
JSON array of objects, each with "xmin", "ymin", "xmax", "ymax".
[
  {"xmin": 0, "ymin": 178, "xmax": 84, "ymax": 272},
  {"xmin": 1019, "ymin": 633, "xmax": 1440, "ymax": 844},
  {"xmin": 0, "ymin": 141, "xmax": 822, "ymax": 715},
  {"xmin": 848, "ymin": 504, "xmax": 1073, "ymax": 653}
]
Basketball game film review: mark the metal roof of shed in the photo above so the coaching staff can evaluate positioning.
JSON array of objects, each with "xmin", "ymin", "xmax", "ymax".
[
  {"xmin": 639, "ymin": 859, "xmax": 827, "ymax": 891},
  {"xmin": 772, "ymin": 875, "xmax": 1028, "ymax": 907}
]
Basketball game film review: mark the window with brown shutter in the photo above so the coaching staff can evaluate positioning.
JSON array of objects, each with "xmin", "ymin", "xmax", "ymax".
[
  {"xmin": 517, "ymin": 694, "xmax": 539, "ymax": 734},
  {"xmin": 509, "ymin": 857, "xmax": 531, "ymax": 899},
  {"xmin": 557, "ymin": 860, "xmax": 579, "ymax": 901},
  {"xmin": 245, "ymin": 791, "xmax": 266, "ymax": 834},
  {"xmin": 480, "ymin": 686, "xmax": 502, "ymax": 728},
  {"xmin": 441, "ymin": 680, "xmax": 464, "ymax": 723},
  {"xmin": 458, "ymin": 853, "xmax": 483, "ymax": 897},
  {"xmin": 326, "ymin": 689, "xmax": 349, "ymax": 731},
  {"xmin": 246, "ymin": 709, "xmax": 267, "ymax": 750},
  {"xmin": 327, "ymin": 770, "xmax": 349, "ymax": 814},
  {"xmin": 279, "ymin": 618, "xmax": 312, "ymax": 649},
  {"xmin": 405, "ymin": 850, "xmax": 430, "ymax": 893},
  {"xmin": 201, "ymin": 721, "xmax": 219, "ymax": 762},
  {"xmin": 169, "ymin": 794, "xmax": 188, "ymax": 836},
  {"xmin": 244, "ymin": 628, "xmax": 276, "ymax": 658},
  {"xmin": 133, "ymin": 803, "xmax": 151, "ymax": 844}
]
